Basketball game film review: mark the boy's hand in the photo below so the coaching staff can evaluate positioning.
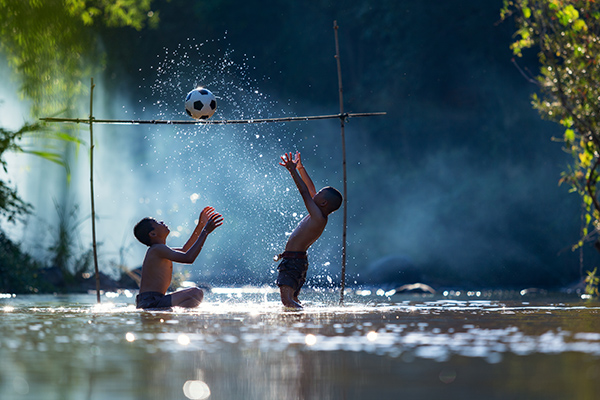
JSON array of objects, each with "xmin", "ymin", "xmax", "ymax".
[
  {"xmin": 199, "ymin": 206, "xmax": 215, "ymax": 227},
  {"xmin": 279, "ymin": 152, "xmax": 297, "ymax": 172},
  {"xmin": 293, "ymin": 151, "xmax": 304, "ymax": 169},
  {"xmin": 203, "ymin": 212, "xmax": 224, "ymax": 234}
]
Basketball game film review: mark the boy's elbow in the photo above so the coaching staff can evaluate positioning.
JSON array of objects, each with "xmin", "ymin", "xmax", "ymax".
[
  {"xmin": 179, "ymin": 255, "xmax": 196, "ymax": 264},
  {"xmin": 186, "ymin": 256, "xmax": 199, "ymax": 264}
]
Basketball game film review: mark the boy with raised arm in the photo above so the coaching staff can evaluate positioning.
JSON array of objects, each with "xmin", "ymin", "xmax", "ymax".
[
  {"xmin": 276, "ymin": 151, "xmax": 343, "ymax": 308},
  {"xmin": 133, "ymin": 206, "xmax": 223, "ymax": 309}
]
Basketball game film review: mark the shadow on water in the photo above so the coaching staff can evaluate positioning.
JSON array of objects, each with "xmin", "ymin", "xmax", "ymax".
[{"xmin": 1, "ymin": 289, "xmax": 600, "ymax": 399}]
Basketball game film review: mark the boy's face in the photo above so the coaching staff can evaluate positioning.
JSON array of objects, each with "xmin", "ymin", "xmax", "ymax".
[
  {"xmin": 149, "ymin": 219, "xmax": 170, "ymax": 241},
  {"xmin": 313, "ymin": 189, "xmax": 328, "ymax": 207}
]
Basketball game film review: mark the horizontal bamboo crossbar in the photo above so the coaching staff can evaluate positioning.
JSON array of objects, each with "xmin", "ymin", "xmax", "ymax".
[{"xmin": 40, "ymin": 112, "xmax": 386, "ymax": 125}]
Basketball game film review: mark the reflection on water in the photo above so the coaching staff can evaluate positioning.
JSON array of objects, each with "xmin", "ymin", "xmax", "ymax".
[{"xmin": 1, "ymin": 289, "xmax": 600, "ymax": 399}]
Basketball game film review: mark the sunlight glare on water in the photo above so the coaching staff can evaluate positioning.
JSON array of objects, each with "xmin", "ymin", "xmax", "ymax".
[
  {"xmin": 183, "ymin": 379, "xmax": 211, "ymax": 400},
  {"xmin": 1, "ymin": 290, "xmax": 600, "ymax": 399}
]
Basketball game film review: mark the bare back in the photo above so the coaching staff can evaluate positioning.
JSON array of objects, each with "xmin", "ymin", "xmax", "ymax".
[{"xmin": 138, "ymin": 245, "xmax": 173, "ymax": 294}]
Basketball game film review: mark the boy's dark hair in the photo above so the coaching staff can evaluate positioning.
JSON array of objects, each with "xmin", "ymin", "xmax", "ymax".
[
  {"xmin": 322, "ymin": 186, "xmax": 343, "ymax": 214},
  {"xmin": 134, "ymin": 218, "xmax": 155, "ymax": 246}
]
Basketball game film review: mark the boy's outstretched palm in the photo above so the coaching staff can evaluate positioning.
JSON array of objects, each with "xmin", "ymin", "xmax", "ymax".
[
  {"xmin": 293, "ymin": 151, "xmax": 303, "ymax": 168},
  {"xmin": 199, "ymin": 206, "xmax": 215, "ymax": 227},
  {"xmin": 204, "ymin": 213, "xmax": 224, "ymax": 234},
  {"xmin": 279, "ymin": 152, "xmax": 297, "ymax": 171}
]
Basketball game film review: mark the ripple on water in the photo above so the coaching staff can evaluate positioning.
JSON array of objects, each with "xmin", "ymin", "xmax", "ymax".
[{"xmin": 1, "ymin": 290, "xmax": 600, "ymax": 363}]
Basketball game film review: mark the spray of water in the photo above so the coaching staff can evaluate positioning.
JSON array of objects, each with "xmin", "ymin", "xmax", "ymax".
[{"xmin": 94, "ymin": 36, "xmax": 345, "ymax": 287}]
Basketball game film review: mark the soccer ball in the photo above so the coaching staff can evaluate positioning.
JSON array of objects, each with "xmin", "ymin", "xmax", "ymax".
[{"xmin": 185, "ymin": 87, "xmax": 217, "ymax": 119}]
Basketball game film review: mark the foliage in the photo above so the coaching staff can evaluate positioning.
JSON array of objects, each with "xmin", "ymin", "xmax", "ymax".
[
  {"xmin": 47, "ymin": 201, "xmax": 89, "ymax": 279},
  {"xmin": 0, "ymin": 0, "xmax": 159, "ymax": 116},
  {"xmin": 65, "ymin": 0, "xmax": 159, "ymax": 30},
  {"xmin": 0, "ymin": 230, "xmax": 45, "ymax": 293},
  {"xmin": 0, "ymin": 122, "xmax": 53, "ymax": 221},
  {"xmin": 0, "ymin": 119, "xmax": 86, "ymax": 222},
  {"xmin": 501, "ymin": 1, "xmax": 600, "ymax": 250},
  {"xmin": 585, "ymin": 267, "xmax": 599, "ymax": 296}
]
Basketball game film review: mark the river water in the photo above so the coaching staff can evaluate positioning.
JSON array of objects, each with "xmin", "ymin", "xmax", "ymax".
[{"xmin": 1, "ymin": 288, "xmax": 599, "ymax": 399}]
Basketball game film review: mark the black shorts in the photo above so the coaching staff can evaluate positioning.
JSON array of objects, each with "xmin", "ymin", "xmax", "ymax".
[
  {"xmin": 276, "ymin": 256, "xmax": 309, "ymax": 296},
  {"xmin": 136, "ymin": 291, "xmax": 173, "ymax": 309}
]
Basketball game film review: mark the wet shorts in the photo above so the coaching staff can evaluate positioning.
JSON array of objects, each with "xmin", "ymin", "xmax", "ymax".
[
  {"xmin": 276, "ymin": 253, "xmax": 309, "ymax": 295},
  {"xmin": 136, "ymin": 291, "xmax": 172, "ymax": 309}
]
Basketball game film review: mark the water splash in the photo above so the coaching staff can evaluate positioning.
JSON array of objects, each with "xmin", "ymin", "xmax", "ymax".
[{"xmin": 119, "ymin": 36, "xmax": 343, "ymax": 286}]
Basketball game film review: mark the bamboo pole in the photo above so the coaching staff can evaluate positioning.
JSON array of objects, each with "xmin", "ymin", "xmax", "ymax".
[
  {"xmin": 89, "ymin": 78, "xmax": 101, "ymax": 303},
  {"xmin": 334, "ymin": 21, "xmax": 347, "ymax": 305},
  {"xmin": 40, "ymin": 112, "xmax": 385, "ymax": 126}
]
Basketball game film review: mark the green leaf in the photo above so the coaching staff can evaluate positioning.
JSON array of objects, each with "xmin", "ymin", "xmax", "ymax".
[
  {"xmin": 573, "ymin": 19, "xmax": 587, "ymax": 32},
  {"xmin": 22, "ymin": 150, "xmax": 65, "ymax": 166},
  {"xmin": 564, "ymin": 128, "xmax": 575, "ymax": 142}
]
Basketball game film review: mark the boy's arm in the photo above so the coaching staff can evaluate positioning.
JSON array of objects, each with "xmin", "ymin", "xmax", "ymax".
[
  {"xmin": 280, "ymin": 152, "xmax": 325, "ymax": 221},
  {"xmin": 176, "ymin": 206, "xmax": 215, "ymax": 252},
  {"xmin": 152, "ymin": 213, "xmax": 223, "ymax": 264},
  {"xmin": 294, "ymin": 151, "xmax": 316, "ymax": 197}
]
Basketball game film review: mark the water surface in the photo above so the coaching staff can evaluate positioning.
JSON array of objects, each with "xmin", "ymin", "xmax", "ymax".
[{"xmin": 1, "ymin": 289, "xmax": 599, "ymax": 399}]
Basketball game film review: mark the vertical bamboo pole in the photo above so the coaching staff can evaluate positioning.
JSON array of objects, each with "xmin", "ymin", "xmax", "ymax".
[
  {"xmin": 333, "ymin": 21, "xmax": 347, "ymax": 305},
  {"xmin": 89, "ymin": 78, "xmax": 101, "ymax": 303}
]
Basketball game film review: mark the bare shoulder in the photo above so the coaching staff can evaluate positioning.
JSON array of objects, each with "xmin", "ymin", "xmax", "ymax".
[
  {"xmin": 147, "ymin": 243, "xmax": 168, "ymax": 252},
  {"xmin": 304, "ymin": 197, "xmax": 327, "ymax": 223},
  {"xmin": 146, "ymin": 244, "xmax": 172, "ymax": 258}
]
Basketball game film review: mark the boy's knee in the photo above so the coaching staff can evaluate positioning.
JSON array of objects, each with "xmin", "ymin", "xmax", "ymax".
[
  {"xmin": 171, "ymin": 287, "xmax": 204, "ymax": 308},
  {"xmin": 186, "ymin": 287, "xmax": 203, "ymax": 302}
]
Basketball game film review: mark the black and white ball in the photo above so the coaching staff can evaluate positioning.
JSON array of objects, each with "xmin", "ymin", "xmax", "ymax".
[{"xmin": 185, "ymin": 88, "xmax": 217, "ymax": 119}]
